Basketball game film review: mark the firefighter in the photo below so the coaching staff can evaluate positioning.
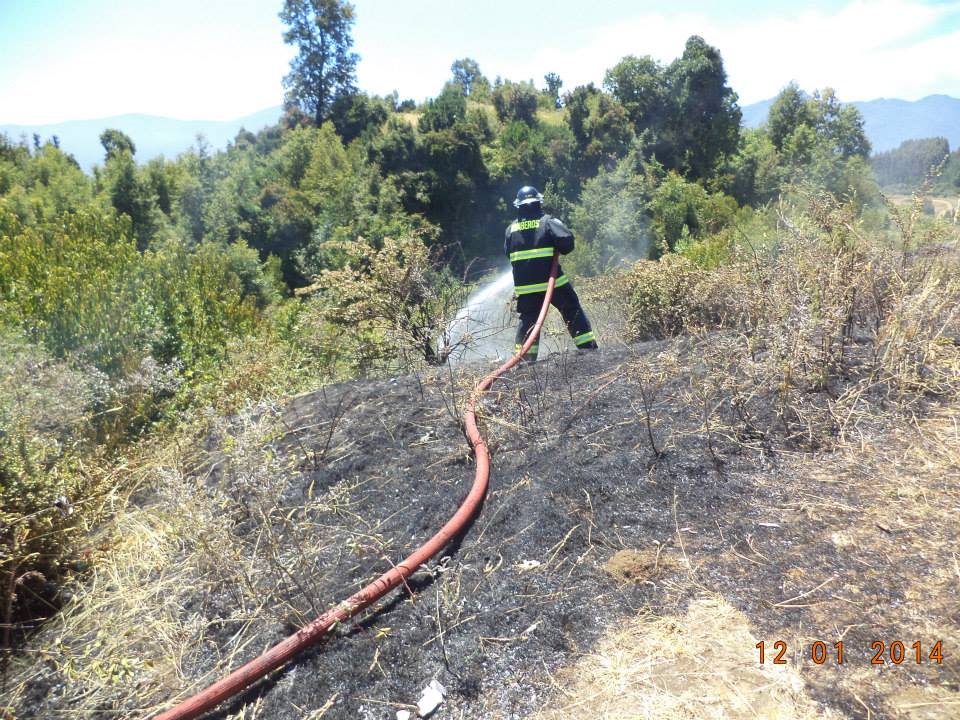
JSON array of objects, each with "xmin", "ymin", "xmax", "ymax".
[{"xmin": 505, "ymin": 185, "xmax": 598, "ymax": 361}]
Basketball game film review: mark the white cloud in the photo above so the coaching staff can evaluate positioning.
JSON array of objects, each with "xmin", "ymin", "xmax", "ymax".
[
  {"xmin": 1, "ymin": 2, "xmax": 295, "ymax": 125},
  {"xmin": 6, "ymin": 0, "xmax": 959, "ymax": 124}
]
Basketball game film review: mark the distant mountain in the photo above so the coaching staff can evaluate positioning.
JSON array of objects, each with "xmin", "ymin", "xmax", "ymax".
[
  {"xmin": 1, "ymin": 106, "xmax": 284, "ymax": 172},
  {"xmin": 741, "ymin": 94, "xmax": 960, "ymax": 153}
]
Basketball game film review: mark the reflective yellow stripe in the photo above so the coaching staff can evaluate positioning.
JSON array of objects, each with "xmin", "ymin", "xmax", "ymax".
[
  {"xmin": 514, "ymin": 274, "xmax": 569, "ymax": 295},
  {"xmin": 509, "ymin": 219, "xmax": 541, "ymax": 232},
  {"xmin": 574, "ymin": 331, "xmax": 596, "ymax": 346},
  {"xmin": 509, "ymin": 247, "xmax": 555, "ymax": 262},
  {"xmin": 514, "ymin": 343, "xmax": 539, "ymax": 353}
]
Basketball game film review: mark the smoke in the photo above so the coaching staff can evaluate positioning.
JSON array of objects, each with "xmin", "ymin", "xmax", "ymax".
[{"xmin": 598, "ymin": 188, "xmax": 652, "ymax": 267}]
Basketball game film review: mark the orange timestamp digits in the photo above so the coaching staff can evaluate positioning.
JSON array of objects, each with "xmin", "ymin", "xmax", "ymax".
[{"xmin": 756, "ymin": 640, "xmax": 943, "ymax": 665}]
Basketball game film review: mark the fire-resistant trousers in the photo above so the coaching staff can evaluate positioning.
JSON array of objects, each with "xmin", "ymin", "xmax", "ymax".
[{"xmin": 513, "ymin": 282, "xmax": 598, "ymax": 360}]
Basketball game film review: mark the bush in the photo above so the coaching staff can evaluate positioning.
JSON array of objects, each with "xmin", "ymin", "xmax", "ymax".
[
  {"xmin": 624, "ymin": 254, "xmax": 744, "ymax": 339},
  {"xmin": 306, "ymin": 233, "xmax": 466, "ymax": 372},
  {"xmin": 0, "ymin": 328, "xmax": 112, "ymax": 646},
  {"xmin": 569, "ymin": 151, "xmax": 653, "ymax": 275},
  {"xmin": 648, "ymin": 172, "xmax": 738, "ymax": 255},
  {"xmin": 623, "ymin": 186, "xmax": 960, "ymax": 449},
  {"xmin": 0, "ymin": 205, "xmax": 151, "ymax": 373}
]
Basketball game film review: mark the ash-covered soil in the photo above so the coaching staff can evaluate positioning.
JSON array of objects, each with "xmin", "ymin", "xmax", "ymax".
[{"xmin": 171, "ymin": 341, "xmax": 960, "ymax": 720}]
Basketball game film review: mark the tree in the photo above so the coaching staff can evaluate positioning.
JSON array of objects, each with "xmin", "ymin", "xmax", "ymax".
[
  {"xmin": 418, "ymin": 83, "xmax": 467, "ymax": 133},
  {"xmin": 664, "ymin": 36, "xmax": 742, "ymax": 181},
  {"xmin": 872, "ymin": 137, "xmax": 951, "ymax": 188},
  {"xmin": 492, "ymin": 80, "xmax": 539, "ymax": 125},
  {"xmin": 544, "ymin": 72, "xmax": 563, "ymax": 108},
  {"xmin": 767, "ymin": 82, "xmax": 814, "ymax": 152},
  {"xmin": 451, "ymin": 58, "xmax": 488, "ymax": 97},
  {"xmin": 280, "ymin": 0, "xmax": 360, "ymax": 126},
  {"xmin": 604, "ymin": 55, "xmax": 667, "ymax": 132},
  {"xmin": 810, "ymin": 88, "xmax": 871, "ymax": 159},
  {"xmin": 762, "ymin": 84, "xmax": 874, "ymax": 199},
  {"xmin": 99, "ymin": 128, "xmax": 136, "ymax": 161},
  {"xmin": 564, "ymin": 84, "xmax": 634, "ymax": 179},
  {"xmin": 604, "ymin": 40, "xmax": 740, "ymax": 183},
  {"xmin": 330, "ymin": 92, "xmax": 389, "ymax": 143}
]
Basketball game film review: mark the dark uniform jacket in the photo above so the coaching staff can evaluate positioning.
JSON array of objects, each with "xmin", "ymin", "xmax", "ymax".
[{"xmin": 503, "ymin": 213, "xmax": 575, "ymax": 295}]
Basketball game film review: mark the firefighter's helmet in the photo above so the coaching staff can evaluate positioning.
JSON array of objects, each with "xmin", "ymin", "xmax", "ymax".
[{"xmin": 513, "ymin": 185, "xmax": 543, "ymax": 208}]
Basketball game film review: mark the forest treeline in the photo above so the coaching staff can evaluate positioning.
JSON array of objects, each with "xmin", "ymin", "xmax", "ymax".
[
  {"xmin": 871, "ymin": 136, "xmax": 960, "ymax": 191},
  {"xmin": 0, "ymin": 8, "xmax": 955, "ymax": 649}
]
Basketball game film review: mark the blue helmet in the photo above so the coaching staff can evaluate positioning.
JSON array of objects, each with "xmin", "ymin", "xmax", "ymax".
[{"xmin": 513, "ymin": 185, "xmax": 543, "ymax": 208}]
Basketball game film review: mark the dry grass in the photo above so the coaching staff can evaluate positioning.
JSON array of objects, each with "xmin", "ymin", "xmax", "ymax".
[
  {"xmin": 535, "ymin": 595, "xmax": 841, "ymax": 720},
  {"xmin": 0, "ymin": 397, "xmax": 359, "ymax": 719},
  {"xmin": 536, "ymin": 397, "xmax": 960, "ymax": 719}
]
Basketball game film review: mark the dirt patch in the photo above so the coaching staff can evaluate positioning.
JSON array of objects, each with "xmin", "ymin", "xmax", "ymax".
[{"xmin": 604, "ymin": 547, "xmax": 675, "ymax": 583}]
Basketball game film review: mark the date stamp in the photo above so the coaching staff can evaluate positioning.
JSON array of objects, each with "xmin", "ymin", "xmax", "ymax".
[{"xmin": 757, "ymin": 640, "xmax": 944, "ymax": 666}]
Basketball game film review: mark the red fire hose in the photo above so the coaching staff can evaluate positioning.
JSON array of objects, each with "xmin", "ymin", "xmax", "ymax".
[{"xmin": 153, "ymin": 254, "xmax": 561, "ymax": 720}]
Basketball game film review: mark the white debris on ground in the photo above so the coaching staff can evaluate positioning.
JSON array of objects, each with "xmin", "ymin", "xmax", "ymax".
[
  {"xmin": 416, "ymin": 679, "xmax": 446, "ymax": 718},
  {"xmin": 515, "ymin": 559, "xmax": 541, "ymax": 572}
]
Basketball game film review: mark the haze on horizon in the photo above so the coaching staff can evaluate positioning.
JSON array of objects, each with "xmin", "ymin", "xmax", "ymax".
[{"xmin": 2, "ymin": 0, "xmax": 960, "ymax": 126}]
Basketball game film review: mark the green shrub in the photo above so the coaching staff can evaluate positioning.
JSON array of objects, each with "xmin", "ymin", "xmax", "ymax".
[{"xmin": 0, "ymin": 205, "xmax": 151, "ymax": 373}]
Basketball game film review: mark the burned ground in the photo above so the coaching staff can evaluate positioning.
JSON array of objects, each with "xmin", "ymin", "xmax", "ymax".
[{"xmin": 7, "ymin": 338, "xmax": 960, "ymax": 719}]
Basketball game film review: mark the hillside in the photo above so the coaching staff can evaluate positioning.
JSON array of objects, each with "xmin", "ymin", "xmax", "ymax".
[
  {"xmin": 742, "ymin": 94, "xmax": 960, "ymax": 153},
  {"xmin": 7, "ymin": 339, "xmax": 958, "ymax": 718},
  {"xmin": 6, "ymin": 201, "xmax": 960, "ymax": 717}
]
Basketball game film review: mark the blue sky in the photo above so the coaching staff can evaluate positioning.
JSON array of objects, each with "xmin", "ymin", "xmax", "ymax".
[{"xmin": 2, "ymin": 0, "xmax": 960, "ymax": 124}]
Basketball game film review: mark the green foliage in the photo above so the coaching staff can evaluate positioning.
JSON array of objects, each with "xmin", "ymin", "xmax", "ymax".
[
  {"xmin": 543, "ymin": 72, "xmax": 563, "ymax": 109},
  {"xmin": 604, "ymin": 55, "xmax": 667, "ymax": 131},
  {"xmin": 98, "ymin": 149, "xmax": 164, "ymax": 249},
  {"xmin": 761, "ymin": 84, "xmax": 873, "ymax": 198},
  {"xmin": 569, "ymin": 153, "xmax": 740, "ymax": 274},
  {"xmin": 451, "ymin": 58, "xmax": 490, "ymax": 99},
  {"xmin": 569, "ymin": 151, "xmax": 652, "ymax": 274},
  {"xmin": 937, "ymin": 150, "xmax": 960, "ymax": 192},
  {"xmin": 330, "ymin": 92, "xmax": 389, "ymax": 144},
  {"xmin": 649, "ymin": 172, "xmax": 739, "ymax": 255},
  {"xmin": 418, "ymin": 83, "xmax": 467, "ymax": 133},
  {"xmin": 871, "ymin": 137, "xmax": 950, "ymax": 189},
  {"xmin": 141, "ymin": 238, "xmax": 259, "ymax": 368},
  {"xmin": 603, "ymin": 37, "xmax": 741, "ymax": 183},
  {"xmin": 99, "ymin": 128, "xmax": 136, "ymax": 161},
  {"xmin": 492, "ymin": 80, "xmax": 539, "ymax": 125},
  {"xmin": 729, "ymin": 128, "xmax": 781, "ymax": 205},
  {"xmin": 280, "ymin": 0, "xmax": 359, "ymax": 126},
  {"xmin": 623, "ymin": 253, "xmax": 736, "ymax": 339},
  {"xmin": 666, "ymin": 36, "xmax": 742, "ymax": 182},
  {"xmin": 0, "ymin": 136, "xmax": 97, "ymax": 228},
  {"xmin": 564, "ymin": 84, "xmax": 634, "ymax": 181},
  {"xmin": 0, "ymin": 206, "xmax": 148, "ymax": 371},
  {"xmin": 309, "ymin": 233, "xmax": 465, "ymax": 370},
  {"xmin": 225, "ymin": 242, "xmax": 286, "ymax": 308}
]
